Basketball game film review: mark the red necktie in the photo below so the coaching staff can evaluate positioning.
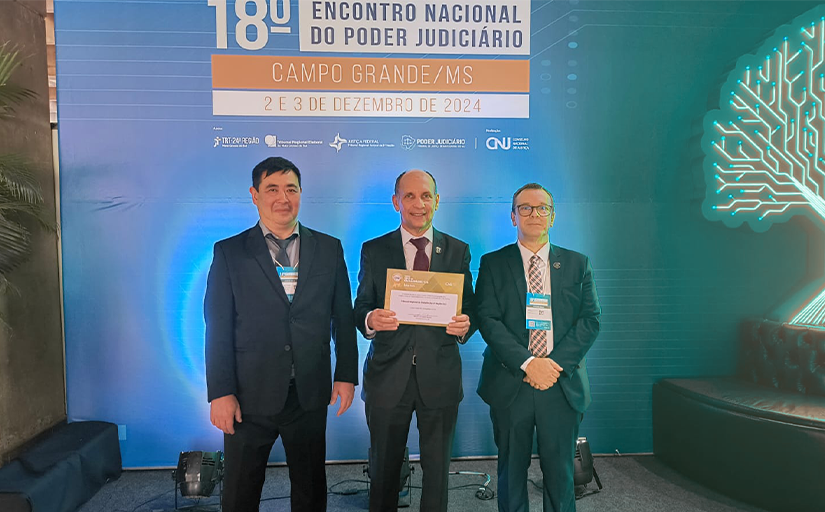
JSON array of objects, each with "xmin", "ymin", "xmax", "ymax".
[{"xmin": 410, "ymin": 237, "xmax": 429, "ymax": 271}]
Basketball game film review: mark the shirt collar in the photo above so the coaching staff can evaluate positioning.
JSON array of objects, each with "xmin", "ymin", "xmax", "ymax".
[
  {"xmin": 259, "ymin": 220, "xmax": 300, "ymax": 240},
  {"xmin": 400, "ymin": 225, "xmax": 434, "ymax": 246},
  {"xmin": 517, "ymin": 239, "xmax": 550, "ymax": 264}
]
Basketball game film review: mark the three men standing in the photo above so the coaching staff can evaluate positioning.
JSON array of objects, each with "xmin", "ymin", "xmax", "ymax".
[
  {"xmin": 354, "ymin": 170, "xmax": 475, "ymax": 512},
  {"xmin": 476, "ymin": 183, "xmax": 601, "ymax": 512},
  {"xmin": 205, "ymin": 161, "xmax": 599, "ymax": 512}
]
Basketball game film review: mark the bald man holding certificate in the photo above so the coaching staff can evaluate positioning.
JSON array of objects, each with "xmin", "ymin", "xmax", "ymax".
[{"xmin": 354, "ymin": 170, "xmax": 475, "ymax": 512}]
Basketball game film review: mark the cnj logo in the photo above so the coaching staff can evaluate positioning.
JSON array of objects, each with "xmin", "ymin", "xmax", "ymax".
[{"xmin": 486, "ymin": 136, "xmax": 511, "ymax": 150}]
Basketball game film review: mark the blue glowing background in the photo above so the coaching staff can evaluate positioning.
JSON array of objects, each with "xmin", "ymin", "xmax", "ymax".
[{"xmin": 56, "ymin": 0, "xmax": 820, "ymax": 467}]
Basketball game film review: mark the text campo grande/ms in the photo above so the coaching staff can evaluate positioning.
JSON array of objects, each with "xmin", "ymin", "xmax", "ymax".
[{"xmin": 272, "ymin": 63, "xmax": 473, "ymax": 85}]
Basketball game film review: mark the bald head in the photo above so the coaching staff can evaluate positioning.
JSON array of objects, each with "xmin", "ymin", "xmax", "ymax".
[
  {"xmin": 394, "ymin": 169, "xmax": 438, "ymax": 196},
  {"xmin": 392, "ymin": 169, "xmax": 440, "ymax": 236}
]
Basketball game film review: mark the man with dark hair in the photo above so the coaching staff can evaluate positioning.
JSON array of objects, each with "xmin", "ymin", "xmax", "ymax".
[
  {"xmin": 476, "ymin": 183, "xmax": 601, "ymax": 512},
  {"xmin": 355, "ymin": 169, "xmax": 475, "ymax": 512},
  {"xmin": 205, "ymin": 156, "xmax": 358, "ymax": 512}
]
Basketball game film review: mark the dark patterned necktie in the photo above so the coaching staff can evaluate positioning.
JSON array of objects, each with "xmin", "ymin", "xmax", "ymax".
[
  {"xmin": 267, "ymin": 233, "xmax": 297, "ymax": 267},
  {"xmin": 528, "ymin": 255, "xmax": 547, "ymax": 356},
  {"xmin": 410, "ymin": 237, "xmax": 429, "ymax": 271}
]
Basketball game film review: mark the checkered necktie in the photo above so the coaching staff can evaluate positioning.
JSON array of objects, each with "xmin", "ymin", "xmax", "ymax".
[{"xmin": 528, "ymin": 255, "xmax": 547, "ymax": 356}]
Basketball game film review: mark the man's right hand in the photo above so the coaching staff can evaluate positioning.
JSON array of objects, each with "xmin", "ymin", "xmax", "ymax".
[
  {"xmin": 210, "ymin": 394, "xmax": 242, "ymax": 435},
  {"xmin": 367, "ymin": 308, "xmax": 399, "ymax": 331},
  {"xmin": 523, "ymin": 358, "xmax": 563, "ymax": 390}
]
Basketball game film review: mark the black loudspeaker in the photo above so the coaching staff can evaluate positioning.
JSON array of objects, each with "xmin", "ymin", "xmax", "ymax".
[{"xmin": 573, "ymin": 437, "xmax": 602, "ymax": 498}]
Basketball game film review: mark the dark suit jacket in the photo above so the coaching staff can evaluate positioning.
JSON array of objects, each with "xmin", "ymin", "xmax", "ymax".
[
  {"xmin": 205, "ymin": 223, "xmax": 358, "ymax": 416},
  {"xmin": 476, "ymin": 243, "xmax": 600, "ymax": 413},
  {"xmin": 354, "ymin": 228, "xmax": 475, "ymax": 409}
]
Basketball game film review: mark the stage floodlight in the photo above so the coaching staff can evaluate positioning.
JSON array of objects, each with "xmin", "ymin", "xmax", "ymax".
[{"xmin": 172, "ymin": 451, "xmax": 224, "ymax": 500}]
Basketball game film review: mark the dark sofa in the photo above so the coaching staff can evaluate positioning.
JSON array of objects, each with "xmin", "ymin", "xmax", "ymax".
[{"xmin": 653, "ymin": 319, "xmax": 825, "ymax": 512}]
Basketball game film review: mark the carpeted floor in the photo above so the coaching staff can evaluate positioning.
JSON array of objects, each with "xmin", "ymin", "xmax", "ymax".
[{"xmin": 77, "ymin": 455, "xmax": 771, "ymax": 512}]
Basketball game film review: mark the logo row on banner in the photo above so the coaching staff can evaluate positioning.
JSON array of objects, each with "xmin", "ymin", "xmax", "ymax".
[{"xmin": 211, "ymin": 132, "xmax": 529, "ymax": 151}]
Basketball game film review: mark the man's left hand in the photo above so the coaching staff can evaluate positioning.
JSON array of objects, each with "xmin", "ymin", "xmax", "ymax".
[
  {"xmin": 446, "ymin": 314, "xmax": 470, "ymax": 337},
  {"xmin": 330, "ymin": 381, "xmax": 355, "ymax": 416}
]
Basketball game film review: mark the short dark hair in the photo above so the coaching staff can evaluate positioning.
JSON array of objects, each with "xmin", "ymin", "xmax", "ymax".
[
  {"xmin": 394, "ymin": 170, "xmax": 438, "ymax": 195},
  {"xmin": 512, "ymin": 183, "xmax": 554, "ymax": 211},
  {"xmin": 252, "ymin": 157, "xmax": 301, "ymax": 190}
]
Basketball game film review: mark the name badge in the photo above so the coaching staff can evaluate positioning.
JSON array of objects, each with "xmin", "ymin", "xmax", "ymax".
[
  {"xmin": 526, "ymin": 292, "xmax": 552, "ymax": 330},
  {"xmin": 277, "ymin": 266, "xmax": 298, "ymax": 302}
]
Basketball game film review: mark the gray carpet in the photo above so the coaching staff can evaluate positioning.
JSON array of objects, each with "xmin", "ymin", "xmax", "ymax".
[{"xmin": 77, "ymin": 455, "xmax": 770, "ymax": 512}]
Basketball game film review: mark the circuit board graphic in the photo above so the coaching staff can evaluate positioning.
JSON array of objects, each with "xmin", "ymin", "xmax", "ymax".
[{"xmin": 702, "ymin": 6, "xmax": 825, "ymax": 327}]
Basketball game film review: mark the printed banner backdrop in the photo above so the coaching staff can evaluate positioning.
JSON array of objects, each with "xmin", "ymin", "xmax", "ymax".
[{"xmin": 56, "ymin": 0, "xmax": 818, "ymax": 467}]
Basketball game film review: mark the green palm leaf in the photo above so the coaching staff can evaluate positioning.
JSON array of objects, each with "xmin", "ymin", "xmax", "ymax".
[
  {"xmin": 0, "ymin": 41, "xmax": 56, "ymax": 293},
  {"xmin": 0, "ymin": 213, "xmax": 30, "ymax": 275},
  {"xmin": 0, "ymin": 154, "xmax": 43, "ymax": 205},
  {"xmin": 0, "ymin": 43, "xmax": 35, "ymax": 117}
]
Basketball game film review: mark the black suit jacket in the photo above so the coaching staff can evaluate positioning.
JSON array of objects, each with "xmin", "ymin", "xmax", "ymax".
[
  {"xmin": 476, "ymin": 243, "xmax": 600, "ymax": 413},
  {"xmin": 204, "ymin": 223, "xmax": 358, "ymax": 416},
  {"xmin": 354, "ymin": 228, "xmax": 475, "ymax": 409}
]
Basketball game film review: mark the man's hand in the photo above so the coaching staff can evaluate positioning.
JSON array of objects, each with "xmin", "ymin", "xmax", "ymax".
[
  {"xmin": 523, "ymin": 358, "xmax": 563, "ymax": 390},
  {"xmin": 210, "ymin": 394, "xmax": 242, "ymax": 435},
  {"xmin": 367, "ymin": 309, "xmax": 399, "ymax": 331},
  {"xmin": 330, "ymin": 381, "xmax": 355, "ymax": 417},
  {"xmin": 446, "ymin": 314, "xmax": 470, "ymax": 337}
]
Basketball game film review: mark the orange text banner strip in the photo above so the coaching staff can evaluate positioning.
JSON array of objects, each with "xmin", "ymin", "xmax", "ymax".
[{"xmin": 212, "ymin": 55, "xmax": 529, "ymax": 93}]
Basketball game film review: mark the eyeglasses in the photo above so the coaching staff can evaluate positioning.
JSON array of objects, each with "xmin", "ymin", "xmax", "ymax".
[{"xmin": 515, "ymin": 204, "xmax": 553, "ymax": 217}]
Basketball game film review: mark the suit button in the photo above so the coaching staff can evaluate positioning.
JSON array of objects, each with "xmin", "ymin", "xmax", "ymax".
[
  {"xmin": 408, "ymin": 346, "xmax": 413, "ymax": 351},
  {"xmin": 285, "ymin": 345, "xmax": 291, "ymax": 352},
  {"xmin": 289, "ymin": 317, "xmax": 295, "ymax": 324}
]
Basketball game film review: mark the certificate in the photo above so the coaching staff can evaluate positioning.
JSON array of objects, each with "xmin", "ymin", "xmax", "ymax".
[{"xmin": 384, "ymin": 269, "xmax": 464, "ymax": 326}]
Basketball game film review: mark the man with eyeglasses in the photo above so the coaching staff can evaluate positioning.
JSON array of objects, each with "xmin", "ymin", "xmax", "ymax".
[{"xmin": 475, "ymin": 183, "xmax": 601, "ymax": 512}]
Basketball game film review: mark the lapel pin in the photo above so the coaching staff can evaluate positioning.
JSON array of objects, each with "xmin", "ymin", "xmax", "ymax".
[
  {"xmin": 435, "ymin": 246, "xmax": 442, "ymax": 254},
  {"xmin": 553, "ymin": 262, "xmax": 561, "ymax": 269}
]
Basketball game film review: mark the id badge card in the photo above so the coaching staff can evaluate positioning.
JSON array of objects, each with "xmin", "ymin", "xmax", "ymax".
[
  {"xmin": 526, "ymin": 292, "xmax": 552, "ymax": 330},
  {"xmin": 277, "ymin": 266, "xmax": 298, "ymax": 301}
]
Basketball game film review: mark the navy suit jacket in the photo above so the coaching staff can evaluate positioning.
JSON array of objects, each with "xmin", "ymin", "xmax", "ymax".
[
  {"xmin": 204, "ymin": 223, "xmax": 358, "ymax": 416},
  {"xmin": 476, "ymin": 242, "xmax": 600, "ymax": 413},
  {"xmin": 354, "ymin": 228, "xmax": 475, "ymax": 409}
]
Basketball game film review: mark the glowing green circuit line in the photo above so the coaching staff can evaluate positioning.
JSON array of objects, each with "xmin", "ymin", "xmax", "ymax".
[{"xmin": 792, "ymin": 288, "xmax": 825, "ymax": 325}]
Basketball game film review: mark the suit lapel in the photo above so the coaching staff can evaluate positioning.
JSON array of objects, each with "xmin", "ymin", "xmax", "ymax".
[
  {"xmin": 247, "ymin": 226, "xmax": 290, "ymax": 305},
  {"xmin": 505, "ymin": 243, "xmax": 527, "ymax": 311},
  {"xmin": 548, "ymin": 243, "xmax": 563, "ymax": 342},
  {"xmin": 548, "ymin": 243, "xmax": 562, "ymax": 308},
  {"xmin": 429, "ymin": 229, "xmax": 446, "ymax": 273},
  {"xmin": 386, "ymin": 229, "xmax": 407, "ymax": 270},
  {"xmin": 293, "ymin": 224, "xmax": 315, "ymax": 304}
]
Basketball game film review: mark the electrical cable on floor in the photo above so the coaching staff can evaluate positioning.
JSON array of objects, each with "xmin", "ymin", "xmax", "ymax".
[
  {"xmin": 449, "ymin": 470, "xmax": 496, "ymax": 500},
  {"xmin": 119, "ymin": 469, "xmax": 498, "ymax": 508},
  {"xmin": 328, "ymin": 478, "xmax": 371, "ymax": 495}
]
